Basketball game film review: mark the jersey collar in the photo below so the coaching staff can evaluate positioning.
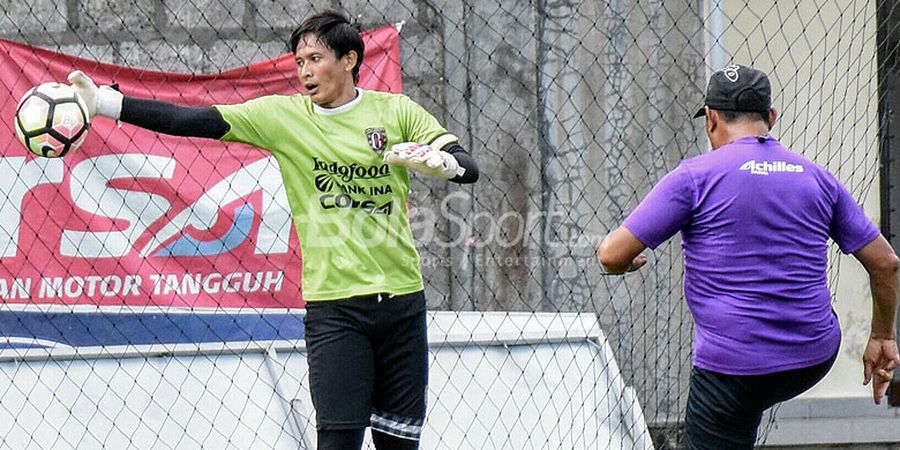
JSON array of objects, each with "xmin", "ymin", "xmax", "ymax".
[{"xmin": 313, "ymin": 88, "xmax": 363, "ymax": 116}]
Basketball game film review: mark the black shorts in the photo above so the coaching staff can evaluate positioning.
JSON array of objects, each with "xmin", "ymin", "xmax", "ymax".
[
  {"xmin": 304, "ymin": 290, "xmax": 428, "ymax": 440},
  {"xmin": 683, "ymin": 349, "xmax": 838, "ymax": 450}
]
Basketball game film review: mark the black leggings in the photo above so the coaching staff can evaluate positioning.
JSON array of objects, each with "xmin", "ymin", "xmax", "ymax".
[{"xmin": 317, "ymin": 429, "xmax": 418, "ymax": 450}]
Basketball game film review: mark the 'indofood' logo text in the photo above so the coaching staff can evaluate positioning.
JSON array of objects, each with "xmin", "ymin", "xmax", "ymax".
[
  {"xmin": 311, "ymin": 157, "xmax": 394, "ymax": 215},
  {"xmin": 312, "ymin": 157, "xmax": 390, "ymax": 182}
]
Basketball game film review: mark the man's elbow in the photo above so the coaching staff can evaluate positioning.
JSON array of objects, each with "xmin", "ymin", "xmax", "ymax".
[
  {"xmin": 597, "ymin": 239, "xmax": 626, "ymax": 273},
  {"xmin": 875, "ymin": 253, "xmax": 900, "ymax": 277},
  {"xmin": 855, "ymin": 235, "xmax": 900, "ymax": 277},
  {"xmin": 463, "ymin": 167, "xmax": 479, "ymax": 183}
]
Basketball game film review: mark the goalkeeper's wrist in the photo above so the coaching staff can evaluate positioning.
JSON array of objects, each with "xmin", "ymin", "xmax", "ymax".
[
  {"xmin": 97, "ymin": 86, "xmax": 124, "ymax": 120},
  {"xmin": 437, "ymin": 151, "xmax": 465, "ymax": 179}
]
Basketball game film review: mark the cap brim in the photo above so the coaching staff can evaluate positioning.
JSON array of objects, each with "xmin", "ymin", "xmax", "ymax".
[{"xmin": 692, "ymin": 107, "xmax": 706, "ymax": 118}]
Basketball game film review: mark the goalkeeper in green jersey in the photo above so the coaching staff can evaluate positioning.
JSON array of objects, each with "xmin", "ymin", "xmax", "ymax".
[{"xmin": 68, "ymin": 10, "xmax": 478, "ymax": 450}]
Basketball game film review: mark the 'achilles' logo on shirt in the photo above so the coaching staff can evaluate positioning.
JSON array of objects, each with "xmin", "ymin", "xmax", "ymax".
[{"xmin": 739, "ymin": 160, "xmax": 804, "ymax": 176}]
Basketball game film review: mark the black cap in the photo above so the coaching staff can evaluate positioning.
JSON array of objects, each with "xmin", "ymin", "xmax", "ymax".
[{"xmin": 693, "ymin": 64, "xmax": 771, "ymax": 118}]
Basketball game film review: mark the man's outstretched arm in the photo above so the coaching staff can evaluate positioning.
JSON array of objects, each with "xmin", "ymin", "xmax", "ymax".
[
  {"xmin": 854, "ymin": 234, "xmax": 900, "ymax": 404},
  {"xmin": 69, "ymin": 70, "xmax": 229, "ymax": 139}
]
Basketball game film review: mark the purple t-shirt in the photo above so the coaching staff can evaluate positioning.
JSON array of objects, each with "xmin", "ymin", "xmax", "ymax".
[{"xmin": 623, "ymin": 136, "xmax": 879, "ymax": 375}]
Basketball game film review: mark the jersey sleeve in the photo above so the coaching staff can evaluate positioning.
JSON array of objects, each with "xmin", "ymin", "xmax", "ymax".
[
  {"xmin": 214, "ymin": 97, "xmax": 278, "ymax": 149},
  {"xmin": 828, "ymin": 175, "xmax": 879, "ymax": 254},
  {"xmin": 622, "ymin": 165, "xmax": 696, "ymax": 249},
  {"xmin": 397, "ymin": 95, "xmax": 458, "ymax": 150}
]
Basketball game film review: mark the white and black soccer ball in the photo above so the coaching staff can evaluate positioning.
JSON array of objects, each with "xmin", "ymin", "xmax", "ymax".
[{"xmin": 14, "ymin": 82, "xmax": 90, "ymax": 158}]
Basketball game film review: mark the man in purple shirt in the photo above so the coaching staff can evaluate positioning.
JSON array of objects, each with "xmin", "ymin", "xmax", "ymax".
[{"xmin": 598, "ymin": 64, "xmax": 900, "ymax": 449}]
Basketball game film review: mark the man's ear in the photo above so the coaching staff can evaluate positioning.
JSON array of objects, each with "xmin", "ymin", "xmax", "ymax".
[
  {"xmin": 706, "ymin": 108, "xmax": 717, "ymax": 135},
  {"xmin": 767, "ymin": 107, "xmax": 778, "ymax": 130},
  {"xmin": 343, "ymin": 50, "xmax": 358, "ymax": 73}
]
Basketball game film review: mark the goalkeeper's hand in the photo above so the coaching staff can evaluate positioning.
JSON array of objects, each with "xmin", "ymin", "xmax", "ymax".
[
  {"xmin": 383, "ymin": 142, "xmax": 464, "ymax": 179},
  {"xmin": 67, "ymin": 70, "xmax": 123, "ymax": 120}
]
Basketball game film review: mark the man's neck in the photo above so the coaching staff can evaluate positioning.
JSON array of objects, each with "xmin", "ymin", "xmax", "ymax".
[{"xmin": 714, "ymin": 122, "xmax": 771, "ymax": 149}]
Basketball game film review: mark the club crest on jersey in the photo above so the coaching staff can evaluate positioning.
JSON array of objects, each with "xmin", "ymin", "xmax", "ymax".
[{"xmin": 366, "ymin": 127, "xmax": 388, "ymax": 154}]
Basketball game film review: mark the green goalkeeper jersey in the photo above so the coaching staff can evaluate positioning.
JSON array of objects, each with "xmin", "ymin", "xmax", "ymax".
[{"xmin": 216, "ymin": 89, "xmax": 458, "ymax": 301}]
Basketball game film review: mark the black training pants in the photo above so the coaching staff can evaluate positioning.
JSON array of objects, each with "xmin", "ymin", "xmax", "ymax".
[
  {"xmin": 305, "ymin": 291, "xmax": 429, "ymax": 449},
  {"xmin": 684, "ymin": 350, "xmax": 838, "ymax": 450}
]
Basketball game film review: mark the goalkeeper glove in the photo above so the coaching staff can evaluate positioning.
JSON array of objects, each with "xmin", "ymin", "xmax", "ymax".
[
  {"xmin": 67, "ymin": 70, "xmax": 124, "ymax": 120},
  {"xmin": 383, "ymin": 142, "xmax": 465, "ymax": 179}
]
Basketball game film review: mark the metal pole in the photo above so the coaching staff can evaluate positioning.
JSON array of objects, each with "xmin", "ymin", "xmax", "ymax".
[
  {"xmin": 708, "ymin": 0, "xmax": 727, "ymax": 71},
  {"xmin": 263, "ymin": 345, "xmax": 312, "ymax": 449}
]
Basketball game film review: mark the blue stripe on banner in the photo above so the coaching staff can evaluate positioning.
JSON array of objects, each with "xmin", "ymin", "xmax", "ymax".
[
  {"xmin": 0, "ymin": 311, "xmax": 305, "ymax": 347},
  {"xmin": 0, "ymin": 343, "xmax": 37, "ymax": 349}
]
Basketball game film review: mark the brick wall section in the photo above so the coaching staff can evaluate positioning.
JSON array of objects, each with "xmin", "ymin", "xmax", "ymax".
[{"xmin": 0, "ymin": 1, "xmax": 441, "ymax": 96}]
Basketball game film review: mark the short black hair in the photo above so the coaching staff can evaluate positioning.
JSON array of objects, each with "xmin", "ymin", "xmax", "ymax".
[
  {"xmin": 290, "ymin": 10, "xmax": 365, "ymax": 83},
  {"xmin": 716, "ymin": 109, "xmax": 769, "ymax": 124}
]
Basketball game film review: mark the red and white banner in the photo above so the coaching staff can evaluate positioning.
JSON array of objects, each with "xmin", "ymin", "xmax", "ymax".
[{"xmin": 0, "ymin": 25, "xmax": 402, "ymax": 309}]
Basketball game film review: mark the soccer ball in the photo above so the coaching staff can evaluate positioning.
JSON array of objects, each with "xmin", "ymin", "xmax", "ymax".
[{"xmin": 14, "ymin": 82, "xmax": 90, "ymax": 158}]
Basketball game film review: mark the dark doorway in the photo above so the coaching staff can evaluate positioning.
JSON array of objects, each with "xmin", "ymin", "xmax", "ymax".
[{"xmin": 879, "ymin": 0, "xmax": 900, "ymax": 245}]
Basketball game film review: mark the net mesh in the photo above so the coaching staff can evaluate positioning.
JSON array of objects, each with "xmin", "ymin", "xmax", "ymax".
[{"xmin": 0, "ymin": 1, "xmax": 893, "ymax": 449}]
